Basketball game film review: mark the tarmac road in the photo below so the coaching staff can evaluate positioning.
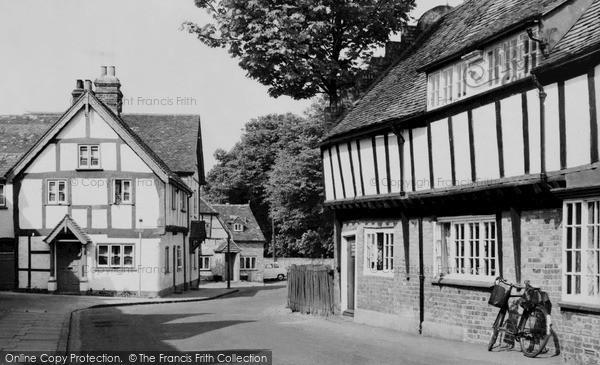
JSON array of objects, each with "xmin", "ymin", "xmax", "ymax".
[{"xmin": 73, "ymin": 284, "xmax": 562, "ymax": 365}]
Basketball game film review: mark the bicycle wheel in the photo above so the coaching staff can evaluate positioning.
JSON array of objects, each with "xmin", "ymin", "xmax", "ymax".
[
  {"xmin": 488, "ymin": 309, "xmax": 506, "ymax": 351},
  {"xmin": 519, "ymin": 305, "xmax": 551, "ymax": 357}
]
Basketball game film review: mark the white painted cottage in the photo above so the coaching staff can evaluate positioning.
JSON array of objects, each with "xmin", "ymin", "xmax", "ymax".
[{"xmin": 0, "ymin": 66, "xmax": 204, "ymax": 297}]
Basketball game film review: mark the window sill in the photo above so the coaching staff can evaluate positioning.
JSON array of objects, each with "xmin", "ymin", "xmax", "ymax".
[
  {"xmin": 76, "ymin": 168, "xmax": 103, "ymax": 171},
  {"xmin": 241, "ymin": 268, "xmax": 258, "ymax": 271},
  {"xmin": 431, "ymin": 276, "xmax": 496, "ymax": 289},
  {"xmin": 93, "ymin": 267, "xmax": 137, "ymax": 272},
  {"xmin": 0, "ymin": 206, "xmax": 7, "ymax": 210},
  {"xmin": 110, "ymin": 203, "xmax": 134, "ymax": 206},
  {"xmin": 362, "ymin": 270, "xmax": 394, "ymax": 278},
  {"xmin": 558, "ymin": 301, "xmax": 600, "ymax": 314},
  {"xmin": 45, "ymin": 203, "xmax": 70, "ymax": 206}
]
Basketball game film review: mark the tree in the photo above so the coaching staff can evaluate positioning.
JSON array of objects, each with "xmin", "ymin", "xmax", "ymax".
[
  {"xmin": 266, "ymin": 100, "xmax": 332, "ymax": 257},
  {"xmin": 203, "ymin": 104, "xmax": 332, "ymax": 257},
  {"xmin": 183, "ymin": 0, "xmax": 415, "ymax": 106}
]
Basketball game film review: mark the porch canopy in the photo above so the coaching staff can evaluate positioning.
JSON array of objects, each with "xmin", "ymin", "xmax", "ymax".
[{"xmin": 43, "ymin": 215, "xmax": 91, "ymax": 245}]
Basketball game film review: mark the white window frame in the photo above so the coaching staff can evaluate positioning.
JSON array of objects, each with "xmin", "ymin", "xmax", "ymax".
[
  {"xmin": 563, "ymin": 200, "xmax": 600, "ymax": 305},
  {"xmin": 113, "ymin": 179, "xmax": 132, "ymax": 204},
  {"xmin": 233, "ymin": 223, "xmax": 243, "ymax": 232},
  {"xmin": 97, "ymin": 244, "xmax": 134, "ymax": 268},
  {"xmin": 172, "ymin": 188, "xmax": 177, "ymax": 210},
  {"xmin": 363, "ymin": 228, "xmax": 394, "ymax": 277},
  {"xmin": 434, "ymin": 215, "xmax": 498, "ymax": 281},
  {"xmin": 0, "ymin": 184, "xmax": 5, "ymax": 207},
  {"xmin": 176, "ymin": 246, "xmax": 182, "ymax": 269},
  {"xmin": 180, "ymin": 192, "xmax": 186, "ymax": 212},
  {"xmin": 240, "ymin": 256, "xmax": 257, "ymax": 270},
  {"xmin": 199, "ymin": 255, "xmax": 211, "ymax": 270},
  {"xmin": 78, "ymin": 144, "xmax": 101, "ymax": 169},
  {"xmin": 47, "ymin": 179, "xmax": 68, "ymax": 205},
  {"xmin": 427, "ymin": 28, "xmax": 540, "ymax": 110}
]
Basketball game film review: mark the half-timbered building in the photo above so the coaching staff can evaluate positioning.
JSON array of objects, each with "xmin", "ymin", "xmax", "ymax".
[
  {"xmin": 321, "ymin": 0, "xmax": 600, "ymax": 363},
  {"xmin": 0, "ymin": 66, "xmax": 204, "ymax": 297}
]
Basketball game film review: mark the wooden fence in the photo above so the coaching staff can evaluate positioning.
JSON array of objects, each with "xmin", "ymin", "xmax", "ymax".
[{"xmin": 287, "ymin": 264, "xmax": 334, "ymax": 316}]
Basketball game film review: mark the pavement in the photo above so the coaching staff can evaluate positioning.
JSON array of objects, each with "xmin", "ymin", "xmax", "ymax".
[{"xmin": 0, "ymin": 282, "xmax": 241, "ymax": 354}]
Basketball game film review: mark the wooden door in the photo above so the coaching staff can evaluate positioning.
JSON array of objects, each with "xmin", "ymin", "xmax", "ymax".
[{"xmin": 57, "ymin": 243, "xmax": 82, "ymax": 293}]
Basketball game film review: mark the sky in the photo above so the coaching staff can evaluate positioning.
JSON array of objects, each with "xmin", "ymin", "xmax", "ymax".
[{"xmin": 0, "ymin": 0, "xmax": 463, "ymax": 170}]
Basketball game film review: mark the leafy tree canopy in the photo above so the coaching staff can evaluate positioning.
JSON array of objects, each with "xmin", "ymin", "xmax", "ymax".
[
  {"xmin": 183, "ymin": 0, "xmax": 415, "ymax": 105},
  {"xmin": 203, "ymin": 103, "xmax": 332, "ymax": 257}
]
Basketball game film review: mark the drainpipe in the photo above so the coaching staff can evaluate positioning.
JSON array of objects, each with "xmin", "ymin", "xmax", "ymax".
[
  {"xmin": 532, "ymin": 74, "xmax": 547, "ymax": 175},
  {"xmin": 418, "ymin": 218, "xmax": 425, "ymax": 334}
]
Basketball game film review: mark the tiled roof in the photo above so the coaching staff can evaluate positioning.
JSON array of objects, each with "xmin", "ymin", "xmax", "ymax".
[
  {"xmin": 211, "ymin": 204, "xmax": 266, "ymax": 243},
  {"xmin": 214, "ymin": 239, "xmax": 242, "ymax": 253},
  {"xmin": 0, "ymin": 114, "xmax": 59, "ymax": 176},
  {"xmin": 198, "ymin": 196, "xmax": 217, "ymax": 214},
  {"xmin": 0, "ymin": 103, "xmax": 199, "ymax": 181},
  {"xmin": 44, "ymin": 215, "xmax": 92, "ymax": 244},
  {"xmin": 122, "ymin": 114, "xmax": 199, "ymax": 173},
  {"xmin": 543, "ymin": 0, "xmax": 600, "ymax": 65},
  {"xmin": 325, "ymin": 0, "xmax": 574, "ymax": 139}
]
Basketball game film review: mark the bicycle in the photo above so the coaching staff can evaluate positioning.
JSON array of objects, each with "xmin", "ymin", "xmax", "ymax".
[{"xmin": 487, "ymin": 277, "xmax": 553, "ymax": 358}]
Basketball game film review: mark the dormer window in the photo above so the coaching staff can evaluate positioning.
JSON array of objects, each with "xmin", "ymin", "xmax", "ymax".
[
  {"xmin": 427, "ymin": 28, "xmax": 539, "ymax": 110},
  {"xmin": 78, "ymin": 145, "xmax": 100, "ymax": 169},
  {"xmin": 233, "ymin": 223, "xmax": 243, "ymax": 232}
]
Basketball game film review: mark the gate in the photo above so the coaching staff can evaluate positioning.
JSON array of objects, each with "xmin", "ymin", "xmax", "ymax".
[{"xmin": 287, "ymin": 264, "xmax": 334, "ymax": 316}]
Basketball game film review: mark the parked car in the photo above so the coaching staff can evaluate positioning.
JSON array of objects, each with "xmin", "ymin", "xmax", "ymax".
[{"xmin": 263, "ymin": 262, "xmax": 286, "ymax": 281}]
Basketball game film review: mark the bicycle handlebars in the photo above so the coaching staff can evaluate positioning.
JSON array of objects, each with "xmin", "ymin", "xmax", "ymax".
[{"xmin": 494, "ymin": 276, "xmax": 540, "ymax": 292}]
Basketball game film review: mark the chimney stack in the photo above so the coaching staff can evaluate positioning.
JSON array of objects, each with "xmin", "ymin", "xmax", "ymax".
[
  {"xmin": 71, "ymin": 79, "xmax": 85, "ymax": 103},
  {"xmin": 94, "ymin": 65, "xmax": 123, "ymax": 115}
]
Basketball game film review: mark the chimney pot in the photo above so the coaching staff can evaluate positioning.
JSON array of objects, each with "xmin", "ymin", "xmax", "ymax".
[
  {"xmin": 108, "ymin": 66, "xmax": 116, "ymax": 77},
  {"xmin": 75, "ymin": 79, "xmax": 84, "ymax": 89},
  {"xmin": 100, "ymin": 66, "xmax": 107, "ymax": 77},
  {"xmin": 84, "ymin": 79, "xmax": 93, "ymax": 92}
]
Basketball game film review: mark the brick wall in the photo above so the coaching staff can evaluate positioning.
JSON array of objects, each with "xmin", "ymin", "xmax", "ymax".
[{"xmin": 338, "ymin": 207, "xmax": 600, "ymax": 364}]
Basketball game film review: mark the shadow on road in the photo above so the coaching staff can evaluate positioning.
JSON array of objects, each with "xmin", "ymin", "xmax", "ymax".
[
  {"xmin": 225, "ymin": 284, "xmax": 286, "ymax": 299},
  {"xmin": 79, "ymin": 307, "xmax": 257, "ymax": 351}
]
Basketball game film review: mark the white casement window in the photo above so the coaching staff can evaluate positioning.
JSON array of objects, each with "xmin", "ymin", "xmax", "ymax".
[
  {"xmin": 199, "ymin": 255, "xmax": 211, "ymax": 270},
  {"xmin": 434, "ymin": 216, "xmax": 498, "ymax": 279},
  {"xmin": 428, "ymin": 71, "xmax": 441, "ymax": 108},
  {"xmin": 233, "ymin": 223, "xmax": 243, "ymax": 232},
  {"xmin": 47, "ymin": 180, "xmax": 67, "ymax": 204},
  {"xmin": 0, "ymin": 184, "xmax": 5, "ymax": 207},
  {"xmin": 97, "ymin": 244, "xmax": 134, "ymax": 268},
  {"xmin": 563, "ymin": 200, "xmax": 600, "ymax": 304},
  {"xmin": 78, "ymin": 145, "xmax": 100, "ymax": 169},
  {"xmin": 428, "ymin": 29, "xmax": 540, "ymax": 110},
  {"xmin": 113, "ymin": 179, "xmax": 132, "ymax": 204},
  {"xmin": 240, "ymin": 256, "xmax": 256, "ymax": 269},
  {"xmin": 176, "ymin": 246, "xmax": 182, "ymax": 269},
  {"xmin": 180, "ymin": 192, "xmax": 186, "ymax": 212},
  {"xmin": 172, "ymin": 188, "xmax": 177, "ymax": 210},
  {"xmin": 364, "ymin": 229, "xmax": 394, "ymax": 275},
  {"xmin": 428, "ymin": 62, "xmax": 467, "ymax": 108}
]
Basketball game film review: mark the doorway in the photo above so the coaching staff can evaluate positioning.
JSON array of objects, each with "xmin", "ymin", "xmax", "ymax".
[
  {"xmin": 0, "ymin": 238, "xmax": 15, "ymax": 290},
  {"xmin": 56, "ymin": 242, "xmax": 82, "ymax": 293},
  {"xmin": 341, "ymin": 234, "xmax": 356, "ymax": 314}
]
